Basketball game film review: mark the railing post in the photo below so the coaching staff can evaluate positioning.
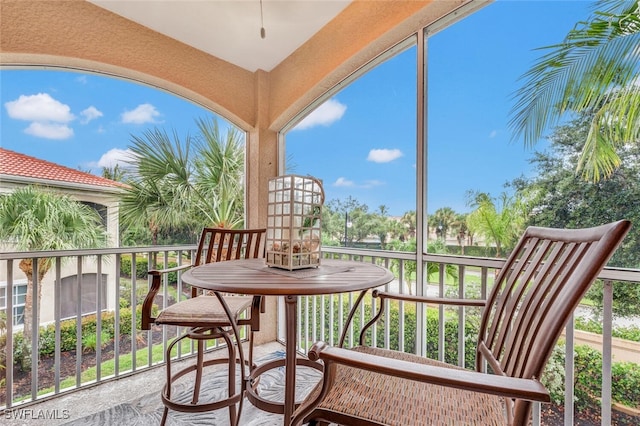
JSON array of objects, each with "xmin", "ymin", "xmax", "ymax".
[
  {"xmin": 5, "ymin": 260, "xmax": 14, "ymax": 408},
  {"xmin": 564, "ymin": 313, "xmax": 575, "ymax": 425},
  {"xmin": 54, "ymin": 257, "xmax": 62, "ymax": 393},
  {"xmin": 602, "ymin": 280, "xmax": 614, "ymax": 426},
  {"xmin": 31, "ymin": 256, "xmax": 39, "ymax": 401}
]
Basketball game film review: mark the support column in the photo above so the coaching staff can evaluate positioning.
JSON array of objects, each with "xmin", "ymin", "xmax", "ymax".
[
  {"xmin": 246, "ymin": 69, "xmax": 278, "ymax": 230},
  {"xmin": 247, "ymin": 69, "xmax": 279, "ymax": 345}
]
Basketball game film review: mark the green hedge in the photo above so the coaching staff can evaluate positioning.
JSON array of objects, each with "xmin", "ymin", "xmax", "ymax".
[
  {"xmin": 120, "ymin": 256, "xmax": 180, "ymax": 284},
  {"xmin": 120, "ymin": 256, "xmax": 149, "ymax": 279},
  {"xmin": 303, "ymin": 297, "xmax": 479, "ymax": 368},
  {"xmin": 0, "ymin": 305, "xmax": 159, "ymax": 368}
]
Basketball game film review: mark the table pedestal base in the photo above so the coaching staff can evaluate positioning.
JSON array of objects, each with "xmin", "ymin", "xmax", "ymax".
[{"xmin": 245, "ymin": 357, "xmax": 323, "ymax": 415}]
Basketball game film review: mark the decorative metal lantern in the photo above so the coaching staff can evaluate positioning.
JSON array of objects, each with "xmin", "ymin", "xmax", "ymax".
[{"xmin": 266, "ymin": 175, "xmax": 324, "ymax": 270}]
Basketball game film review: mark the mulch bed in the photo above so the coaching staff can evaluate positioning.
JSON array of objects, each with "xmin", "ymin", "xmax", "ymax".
[
  {"xmin": 2, "ymin": 335, "xmax": 638, "ymax": 425},
  {"xmin": 542, "ymin": 404, "xmax": 638, "ymax": 425}
]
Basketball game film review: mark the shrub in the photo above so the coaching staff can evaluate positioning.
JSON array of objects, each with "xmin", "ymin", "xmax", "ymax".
[
  {"xmin": 612, "ymin": 362, "xmax": 640, "ymax": 409},
  {"xmin": 540, "ymin": 344, "xmax": 569, "ymax": 404},
  {"xmin": 82, "ymin": 331, "xmax": 111, "ymax": 352},
  {"xmin": 10, "ymin": 306, "xmax": 151, "ymax": 364},
  {"xmin": 120, "ymin": 256, "xmax": 149, "ymax": 279},
  {"xmin": 309, "ymin": 297, "xmax": 479, "ymax": 369},
  {"xmin": 120, "ymin": 255, "xmax": 180, "ymax": 284}
]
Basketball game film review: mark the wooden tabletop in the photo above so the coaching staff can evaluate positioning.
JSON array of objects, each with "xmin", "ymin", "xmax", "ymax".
[{"xmin": 182, "ymin": 258, "xmax": 394, "ymax": 296}]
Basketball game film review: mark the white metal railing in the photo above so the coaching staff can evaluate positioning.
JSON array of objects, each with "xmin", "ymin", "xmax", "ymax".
[
  {"xmin": 0, "ymin": 245, "xmax": 199, "ymax": 410},
  {"xmin": 0, "ymin": 245, "xmax": 637, "ymax": 425}
]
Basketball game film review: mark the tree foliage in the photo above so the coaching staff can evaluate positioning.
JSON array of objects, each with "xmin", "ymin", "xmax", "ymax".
[
  {"xmin": 429, "ymin": 207, "xmax": 457, "ymax": 241},
  {"xmin": 465, "ymin": 191, "xmax": 528, "ymax": 257},
  {"xmin": 509, "ymin": 114, "xmax": 640, "ymax": 315},
  {"xmin": 510, "ymin": 0, "xmax": 640, "ymax": 182},
  {"xmin": 120, "ymin": 117, "xmax": 244, "ymax": 245}
]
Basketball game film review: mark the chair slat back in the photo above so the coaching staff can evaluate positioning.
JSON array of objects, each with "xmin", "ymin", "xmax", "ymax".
[
  {"xmin": 476, "ymin": 220, "xmax": 630, "ymax": 424},
  {"xmin": 190, "ymin": 228, "xmax": 266, "ymax": 298},
  {"xmin": 194, "ymin": 228, "xmax": 266, "ymax": 266}
]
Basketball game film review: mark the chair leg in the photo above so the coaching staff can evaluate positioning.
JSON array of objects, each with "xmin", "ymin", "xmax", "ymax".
[
  {"xmin": 248, "ymin": 330, "xmax": 255, "ymax": 371},
  {"xmin": 192, "ymin": 339, "xmax": 205, "ymax": 404},
  {"xmin": 159, "ymin": 327, "xmax": 243, "ymax": 426},
  {"xmin": 162, "ymin": 333, "xmax": 183, "ymax": 425},
  {"xmin": 165, "ymin": 340, "xmax": 175, "ymax": 402},
  {"xmin": 160, "ymin": 407, "xmax": 169, "ymax": 426},
  {"xmin": 221, "ymin": 329, "xmax": 238, "ymax": 426}
]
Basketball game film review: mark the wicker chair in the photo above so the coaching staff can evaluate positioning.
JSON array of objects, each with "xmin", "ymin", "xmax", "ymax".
[
  {"xmin": 141, "ymin": 227, "xmax": 266, "ymax": 426},
  {"xmin": 291, "ymin": 220, "xmax": 631, "ymax": 426}
]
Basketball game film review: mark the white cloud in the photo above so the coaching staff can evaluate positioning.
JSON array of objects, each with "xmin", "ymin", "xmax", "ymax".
[
  {"xmin": 4, "ymin": 93, "xmax": 76, "ymax": 140},
  {"xmin": 293, "ymin": 99, "xmax": 346, "ymax": 130},
  {"xmin": 5, "ymin": 93, "xmax": 75, "ymax": 123},
  {"xmin": 80, "ymin": 106, "xmax": 103, "ymax": 124},
  {"xmin": 362, "ymin": 179, "xmax": 384, "ymax": 188},
  {"xmin": 24, "ymin": 122, "xmax": 74, "ymax": 140},
  {"xmin": 87, "ymin": 148, "xmax": 136, "ymax": 170},
  {"xmin": 121, "ymin": 103, "xmax": 161, "ymax": 124},
  {"xmin": 76, "ymin": 75, "xmax": 88, "ymax": 85},
  {"xmin": 334, "ymin": 177, "xmax": 354, "ymax": 187},
  {"xmin": 489, "ymin": 130, "xmax": 498, "ymax": 138},
  {"xmin": 367, "ymin": 148, "xmax": 403, "ymax": 163}
]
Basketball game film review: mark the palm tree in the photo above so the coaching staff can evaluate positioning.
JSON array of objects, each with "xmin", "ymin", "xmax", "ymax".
[
  {"xmin": 120, "ymin": 128, "xmax": 196, "ymax": 244},
  {"xmin": 120, "ymin": 117, "xmax": 245, "ymax": 244},
  {"xmin": 509, "ymin": 0, "xmax": 640, "ymax": 182},
  {"xmin": 425, "ymin": 239, "xmax": 458, "ymax": 287},
  {"xmin": 0, "ymin": 186, "xmax": 107, "ymax": 367},
  {"xmin": 387, "ymin": 238, "xmax": 418, "ymax": 294},
  {"xmin": 400, "ymin": 210, "xmax": 416, "ymax": 240},
  {"xmin": 192, "ymin": 117, "xmax": 244, "ymax": 228},
  {"xmin": 465, "ymin": 191, "xmax": 526, "ymax": 257},
  {"xmin": 388, "ymin": 238, "xmax": 458, "ymax": 295},
  {"xmin": 452, "ymin": 213, "xmax": 469, "ymax": 254},
  {"xmin": 101, "ymin": 164, "xmax": 127, "ymax": 182},
  {"xmin": 430, "ymin": 207, "xmax": 457, "ymax": 241},
  {"xmin": 371, "ymin": 206, "xmax": 392, "ymax": 249}
]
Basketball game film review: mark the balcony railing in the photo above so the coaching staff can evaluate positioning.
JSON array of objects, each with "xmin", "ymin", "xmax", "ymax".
[{"xmin": 0, "ymin": 245, "xmax": 638, "ymax": 425}]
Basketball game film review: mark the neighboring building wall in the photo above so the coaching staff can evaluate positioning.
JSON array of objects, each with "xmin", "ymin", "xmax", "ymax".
[
  {"xmin": 0, "ymin": 149, "xmax": 123, "ymax": 327},
  {"xmin": 0, "ymin": 256, "xmax": 118, "ymax": 328}
]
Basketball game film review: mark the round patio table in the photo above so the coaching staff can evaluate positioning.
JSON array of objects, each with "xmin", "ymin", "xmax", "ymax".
[{"xmin": 181, "ymin": 257, "xmax": 394, "ymax": 425}]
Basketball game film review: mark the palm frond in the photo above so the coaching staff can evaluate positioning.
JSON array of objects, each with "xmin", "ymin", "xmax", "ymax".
[{"xmin": 509, "ymin": 0, "xmax": 640, "ymax": 148}]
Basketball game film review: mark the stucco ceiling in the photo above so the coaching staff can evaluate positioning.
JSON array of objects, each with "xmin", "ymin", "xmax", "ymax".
[{"xmin": 89, "ymin": 0, "xmax": 351, "ymax": 73}]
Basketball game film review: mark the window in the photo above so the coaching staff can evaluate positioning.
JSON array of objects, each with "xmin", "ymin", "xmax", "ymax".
[
  {"xmin": 0, "ymin": 280, "xmax": 28, "ymax": 326},
  {"xmin": 284, "ymin": 42, "xmax": 418, "ymax": 250},
  {"xmin": 60, "ymin": 273, "xmax": 108, "ymax": 319}
]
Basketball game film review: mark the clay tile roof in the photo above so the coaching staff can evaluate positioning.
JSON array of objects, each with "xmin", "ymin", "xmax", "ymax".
[{"xmin": 0, "ymin": 148, "xmax": 127, "ymax": 189}]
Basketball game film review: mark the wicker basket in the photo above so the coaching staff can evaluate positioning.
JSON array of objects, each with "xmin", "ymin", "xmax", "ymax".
[{"xmin": 266, "ymin": 175, "xmax": 324, "ymax": 270}]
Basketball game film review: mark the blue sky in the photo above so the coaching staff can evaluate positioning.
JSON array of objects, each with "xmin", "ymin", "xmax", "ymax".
[{"xmin": 1, "ymin": 1, "xmax": 593, "ymax": 217}]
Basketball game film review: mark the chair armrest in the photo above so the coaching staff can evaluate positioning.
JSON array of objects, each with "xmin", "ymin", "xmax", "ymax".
[
  {"xmin": 309, "ymin": 342, "xmax": 550, "ymax": 403},
  {"xmin": 140, "ymin": 264, "xmax": 193, "ymax": 330},
  {"xmin": 355, "ymin": 290, "xmax": 486, "ymax": 346},
  {"xmin": 150, "ymin": 263, "xmax": 193, "ymax": 275},
  {"xmin": 374, "ymin": 290, "xmax": 486, "ymax": 307}
]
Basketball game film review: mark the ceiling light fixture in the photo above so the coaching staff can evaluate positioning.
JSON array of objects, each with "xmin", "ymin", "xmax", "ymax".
[{"xmin": 260, "ymin": 0, "xmax": 266, "ymax": 39}]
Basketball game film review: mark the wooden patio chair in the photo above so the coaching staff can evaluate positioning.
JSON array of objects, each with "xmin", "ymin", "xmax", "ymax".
[
  {"xmin": 141, "ymin": 227, "xmax": 266, "ymax": 426},
  {"xmin": 291, "ymin": 220, "xmax": 631, "ymax": 426}
]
